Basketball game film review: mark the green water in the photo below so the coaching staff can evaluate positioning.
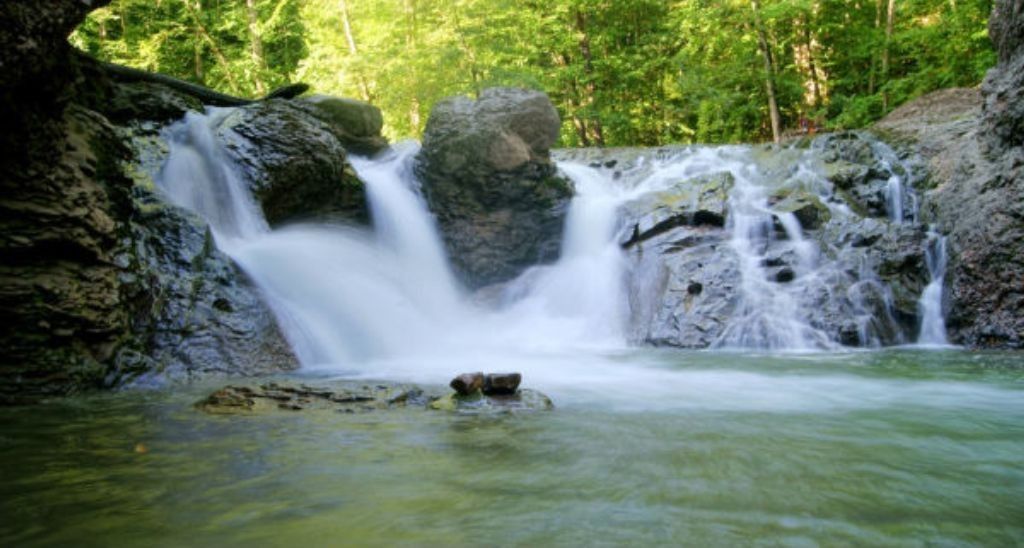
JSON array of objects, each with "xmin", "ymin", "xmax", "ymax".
[{"xmin": 2, "ymin": 349, "xmax": 1023, "ymax": 546}]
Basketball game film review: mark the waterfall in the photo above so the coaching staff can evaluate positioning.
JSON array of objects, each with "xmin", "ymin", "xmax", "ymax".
[
  {"xmin": 155, "ymin": 108, "xmax": 634, "ymax": 377},
  {"xmin": 714, "ymin": 160, "xmax": 834, "ymax": 350},
  {"xmin": 917, "ymin": 228, "xmax": 949, "ymax": 346},
  {"xmin": 156, "ymin": 109, "xmax": 954, "ymax": 372}
]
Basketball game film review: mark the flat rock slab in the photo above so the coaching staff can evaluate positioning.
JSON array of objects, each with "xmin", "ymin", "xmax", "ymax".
[{"xmin": 197, "ymin": 380, "xmax": 552, "ymax": 416}]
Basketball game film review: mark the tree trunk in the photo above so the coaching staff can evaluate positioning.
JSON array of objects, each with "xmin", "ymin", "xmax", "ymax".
[
  {"xmin": 404, "ymin": 0, "xmax": 419, "ymax": 132},
  {"xmin": 339, "ymin": 0, "xmax": 371, "ymax": 101},
  {"xmin": 245, "ymin": 0, "xmax": 266, "ymax": 94},
  {"xmin": 882, "ymin": 0, "xmax": 895, "ymax": 111},
  {"xmin": 869, "ymin": 0, "xmax": 882, "ymax": 94},
  {"xmin": 574, "ymin": 9, "xmax": 604, "ymax": 146},
  {"xmin": 751, "ymin": 0, "xmax": 782, "ymax": 143},
  {"xmin": 802, "ymin": 14, "xmax": 823, "ymax": 107}
]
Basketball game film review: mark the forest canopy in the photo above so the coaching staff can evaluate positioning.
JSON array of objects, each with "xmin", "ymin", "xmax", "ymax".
[{"xmin": 72, "ymin": 0, "xmax": 995, "ymax": 146}]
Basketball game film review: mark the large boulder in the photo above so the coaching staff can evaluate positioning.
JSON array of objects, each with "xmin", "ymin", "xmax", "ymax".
[
  {"xmin": 415, "ymin": 87, "xmax": 573, "ymax": 287},
  {"xmin": 217, "ymin": 99, "xmax": 379, "ymax": 226}
]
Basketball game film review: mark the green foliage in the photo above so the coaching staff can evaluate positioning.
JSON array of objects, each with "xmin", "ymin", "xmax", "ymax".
[{"xmin": 72, "ymin": 0, "xmax": 995, "ymax": 145}]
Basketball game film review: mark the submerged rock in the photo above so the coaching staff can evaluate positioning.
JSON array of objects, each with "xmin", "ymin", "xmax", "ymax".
[
  {"xmin": 428, "ymin": 389, "xmax": 553, "ymax": 414},
  {"xmin": 197, "ymin": 380, "xmax": 551, "ymax": 416},
  {"xmin": 415, "ymin": 87, "xmax": 573, "ymax": 287},
  {"xmin": 197, "ymin": 382, "xmax": 425, "ymax": 414}
]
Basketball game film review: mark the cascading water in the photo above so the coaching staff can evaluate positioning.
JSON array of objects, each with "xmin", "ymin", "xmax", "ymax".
[
  {"xmin": 156, "ymin": 108, "xmax": 636, "ymax": 385},
  {"xmin": 157, "ymin": 108, "xmax": 955, "ymax": 382},
  {"xmin": 869, "ymin": 139, "xmax": 950, "ymax": 345},
  {"xmin": 918, "ymin": 228, "xmax": 949, "ymax": 346}
]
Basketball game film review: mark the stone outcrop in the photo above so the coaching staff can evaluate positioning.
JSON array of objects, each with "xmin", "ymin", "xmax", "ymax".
[
  {"xmin": 559, "ymin": 137, "xmax": 931, "ymax": 349},
  {"xmin": 415, "ymin": 87, "xmax": 574, "ymax": 287},
  {"xmin": 872, "ymin": 0, "xmax": 1024, "ymax": 348}
]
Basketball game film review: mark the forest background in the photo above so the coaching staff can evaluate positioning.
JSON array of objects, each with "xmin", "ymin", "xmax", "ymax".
[{"xmin": 73, "ymin": 0, "xmax": 994, "ymax": 146}]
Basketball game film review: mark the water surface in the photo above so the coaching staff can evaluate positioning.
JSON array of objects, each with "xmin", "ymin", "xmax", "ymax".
[{"xmin": 2, "ymin": 349, "xmax": 1022, "ymax": 546}]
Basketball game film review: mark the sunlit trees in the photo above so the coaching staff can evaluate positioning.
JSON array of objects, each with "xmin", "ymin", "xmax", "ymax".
[{"xmin": 72, "ymin": 0, "xmax": 994, "ymax": 145}]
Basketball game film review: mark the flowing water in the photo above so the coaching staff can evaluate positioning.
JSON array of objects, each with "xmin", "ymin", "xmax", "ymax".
[
  {"xmin": 2, "ymin": 110, "xmax": 1020, "ymax": 544},
  {"xmin": 1, "ymin": 350, "xmax": 1022, "ymax": 545}
]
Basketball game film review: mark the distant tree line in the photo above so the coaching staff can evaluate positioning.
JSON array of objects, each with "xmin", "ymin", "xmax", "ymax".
[{"xmin": 73, "ymin": 0, "xmax": 994, "ymax": 145}]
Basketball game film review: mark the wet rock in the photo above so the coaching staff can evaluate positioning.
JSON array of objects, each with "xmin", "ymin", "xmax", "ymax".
[
  {"xmin": 483, "ymin": 373, "xmax": 522, "ymax": 395},
  {"xmin": 197, "ymin": 381, "xmax": 420, "ymax": 414},
  {"xmin": 450, "ymin": 372, "xmax": 485, "ymax": 395},
  {"xmin": 198, "ymin": 381, "xmax": 552, "ymax": 416},
  {"xmin": 867, "ymin": 0, "xmax": 1024, "ymax": 348},
  {"xmin": 428, "ymin": 389, "xmax": 553, "ymax": 414},
  {"xmin": 218, "ymin": 100, "xmax": 374, "ymax": 226},
  {"xmin": 619, "ymin": 171, "xmax": 733, "ymax": 247},
  {"xmin": 415, "ymin": 87, "xmax": 573, "ymax": 287},
  {"xmin": 769, "ymin": 190, "xmax": 831, "ymax": 230}
]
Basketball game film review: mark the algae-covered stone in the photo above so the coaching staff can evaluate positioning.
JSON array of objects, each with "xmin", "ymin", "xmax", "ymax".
[{"xmin": 428, "ymin": 389, "xmax": 553, "ymax": 414}]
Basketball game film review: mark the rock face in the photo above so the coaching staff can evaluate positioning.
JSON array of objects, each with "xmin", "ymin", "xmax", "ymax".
[
  {"xmin": 415, "ymin": 87, "xmax": 574, "ymax": 287},
  {"xmin": 872, "ymin": 0, "xmax": 1024, "ymax": 348},
  {"xmin": 559, "ymin": 138, "xmax": 931, "ymax": 349}
]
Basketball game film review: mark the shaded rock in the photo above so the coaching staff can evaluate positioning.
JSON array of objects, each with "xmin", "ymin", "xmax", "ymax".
[
  {"xmin": 415, "ymin": 87, "xmax": 573, "ymax": 287},
  {"xmin": 981, "ymin": 0, "xmax": 1024, "ymax": 156},
  {"xmin": 98, "ymin": 79, "xmax": 203, "ymax": 125},
  {"xmin": 218, "ymin": 100, "xmax": 372, "ymax": 226},
  {"xmin": 450, "ymin": 372, "xmax": 484, "ymax": 395},
  {"xmin": 483, "ymin": 373, "xmax": 522, "ymax": 395}
]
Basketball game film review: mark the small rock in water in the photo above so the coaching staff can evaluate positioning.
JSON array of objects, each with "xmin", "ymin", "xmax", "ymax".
[
  {"xmin": 450, "ymin": 372, "xmax": 484, "ymax": 395},
  {"xmin": 483, "ymin": 373, "xmax": 521, "ymax": 395}
]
